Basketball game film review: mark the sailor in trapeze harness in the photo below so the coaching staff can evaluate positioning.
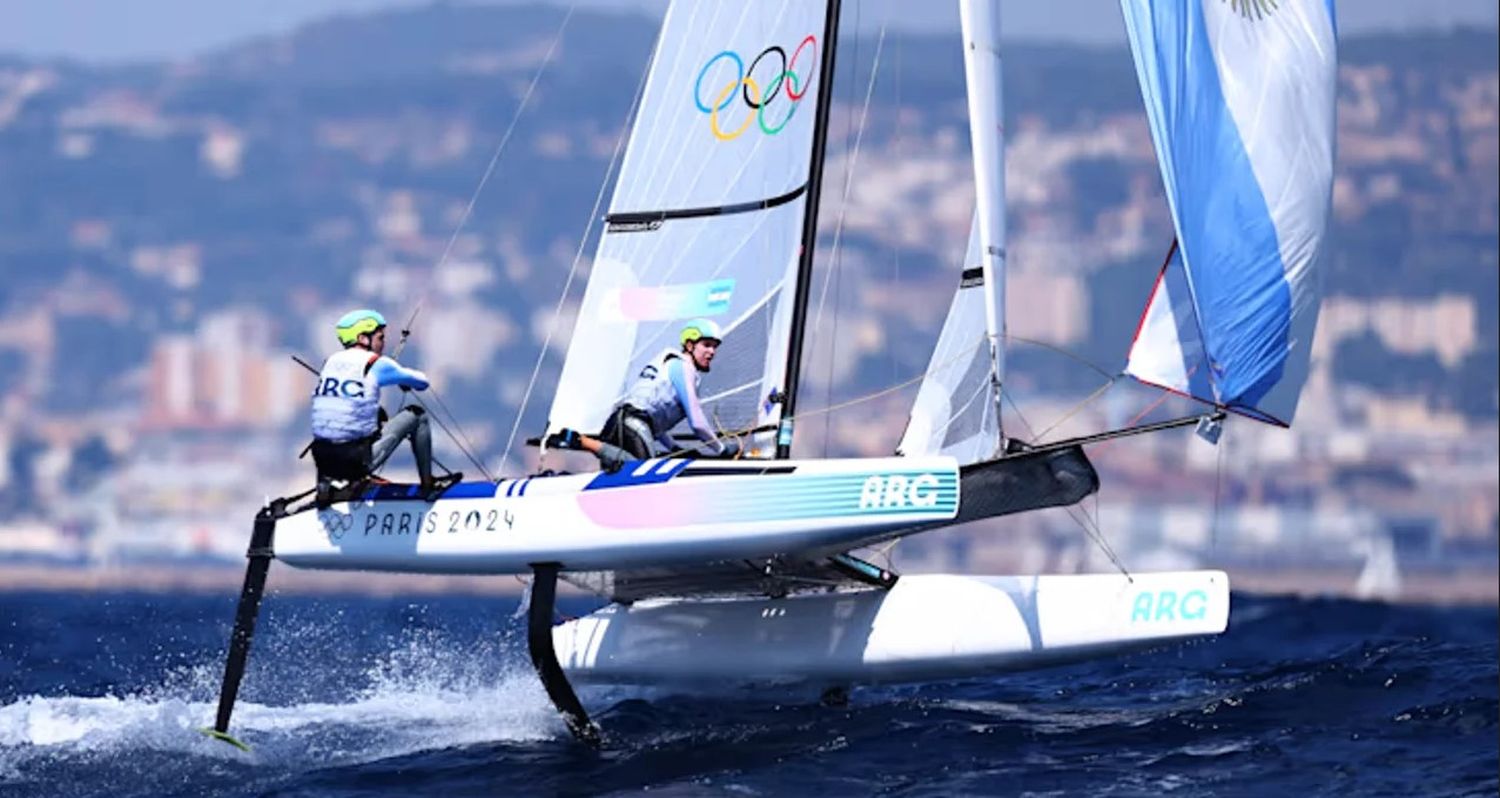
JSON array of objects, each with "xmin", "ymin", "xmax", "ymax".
[
  {"xmin": 309, "ymin": 309, "xmax": 460, "ymax": 506},
  {"xmin": 555, "ymin": 319, "xmax": 741, "ymax": 470}
]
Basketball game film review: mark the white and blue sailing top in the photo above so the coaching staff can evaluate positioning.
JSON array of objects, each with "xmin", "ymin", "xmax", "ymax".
[
  {"xmin": 622, "ymin": 349, "xmax": 722, "ymax": 454},
  {"xmin": 1121, "ymin": 0, "xmax": 1337, "ymax": 426},
  {"xmin": 311, "ymin": 348, "xmax": 430, "ymax": 442}
]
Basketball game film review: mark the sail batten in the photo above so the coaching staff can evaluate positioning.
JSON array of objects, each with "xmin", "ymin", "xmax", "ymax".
[
  {"xmin": 1122, "ymin": 0, "xmax": 1338, "ymax": 425},
  {"xmin": 606, "ymin": 183, "xmax": 809, "ymax": 228}
]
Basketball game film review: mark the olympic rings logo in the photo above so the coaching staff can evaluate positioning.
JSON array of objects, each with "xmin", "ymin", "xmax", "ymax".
[
  {"xmin": 693, "ymin": 35, "xmax": 817, "ymax": 141},
  {"xmin": 320, "ymin": 509, "xmax": 354, "ymax": 540}
]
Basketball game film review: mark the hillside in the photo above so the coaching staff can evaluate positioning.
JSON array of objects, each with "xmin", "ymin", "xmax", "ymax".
[{"xmin": 0, "ymin": 4, "xmax": 1494, "ymax": 428}]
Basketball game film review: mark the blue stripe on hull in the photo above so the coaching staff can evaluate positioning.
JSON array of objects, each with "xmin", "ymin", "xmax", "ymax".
[
  {"xmin": 359, "ymin": 481, "xmax": 498, "ymax": 501},
  {"xmin": 583, "ymin": 459, "xmax": 694, "ymax": 490}
]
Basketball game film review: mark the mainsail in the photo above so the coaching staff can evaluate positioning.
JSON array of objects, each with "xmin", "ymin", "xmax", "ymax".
[
  {"xmin": 1122, "ymin": 0, "xmax": 1338, "ymax": 425},
  {"xmin": 547, "ymin": 1, "xmax": 837, "ymax": 455}
]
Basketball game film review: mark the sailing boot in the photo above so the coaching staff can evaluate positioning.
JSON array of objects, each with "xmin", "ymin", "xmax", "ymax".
[{"xmin": 421, "ymin": 472, "xmax": 463, "ymax": 502}]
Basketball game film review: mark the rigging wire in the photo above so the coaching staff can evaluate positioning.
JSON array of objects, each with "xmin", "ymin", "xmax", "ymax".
[
  {"xmin": 391, "ymin": 305, "xmax": 422, "ymax": 361},
  {"xmin": 811, "ymin": 26, "xmax": 886, "ymax": 339},
  {"xmin": 299, "ymin": 335, "xmax": 492, "ymax": 480},
  {"xmin": 1067, "ymin": 501, "xmax": 1133, "ymax": 580},
  {"xmin": 411, "ymin": 387, "xmax": 496, "ymax": 482},
  {"xmin": 868, "ymin": 371, "xmax": 1133, "ymax": 579},
  {"xmin": 891, "ymin": 32, "xmax": 903, "ymax": 387},
  {"xmin": 784, "ymin": 333, "xmax": 979, "ymax": 424},
  {"xmin": 686, "ymin": 329, "xmax": 1128, "ymax": 453},
  {"xmin": 375, "ymin": 4, "xmax": 576, "ymax": 470},
  {"xmin": 499, "ymin": 39, "xmax": 656, "ymax": 472},
  {"xmin": 812, "ymin": 23, "xmax": 886, "ymax": 456},
  {"xmin": 1004, "ymin": 333, "xmax": 1117, "ymax": 381},
  {"xmin": 1086, "ymin": 379, "xmax": 1176, "ymax": 457},
  {"xmin": 822, "ymin": 2, "xmax": 868, "ymax": 458},
  {"xmin": 1000, "ymin": 382, "xmax": 1132, "ymax": 580},
  {"xmin": 1030, "ymin": 377, "xmax": 1118, "ymax": 442},
  {"xmin": 432, "ymin": 3, "xmax": 576, "ymax": 295},
  {"xmin": 762, "ymin": 331, "xmax": 1117, "ymax": 440},
  {"xmin": 1211, "ymin": 421, "xmax": 1228, "ymax": 550}
]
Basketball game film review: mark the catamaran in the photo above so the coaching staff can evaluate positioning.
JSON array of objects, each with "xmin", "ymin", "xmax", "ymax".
[{"xmin": 205, "ymin": 0, "xmax": 1338, "ymax": 748}]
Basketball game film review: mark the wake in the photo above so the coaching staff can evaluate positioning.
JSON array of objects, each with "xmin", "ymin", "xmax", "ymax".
[{"xmin": 0, "ymin": 636, "xmax": 564, "ymax": 781}]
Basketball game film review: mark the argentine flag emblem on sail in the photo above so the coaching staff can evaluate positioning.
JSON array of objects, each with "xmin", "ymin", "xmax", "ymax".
[{"xmin": 1121, "ymin": 0, "xmax": 1338, "ymax": 426}]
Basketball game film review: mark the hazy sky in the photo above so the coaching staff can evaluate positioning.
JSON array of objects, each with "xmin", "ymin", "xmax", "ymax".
[{"xmin": 2, "ymin": 0, "xmax": 1495, "ymax": 63}]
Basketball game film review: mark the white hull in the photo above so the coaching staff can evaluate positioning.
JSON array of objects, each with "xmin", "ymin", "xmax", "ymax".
[
  {"xmin": 273, "ymin": 456, "xmax": 959, "ymax": 574},
  {"xmin": 554, "ymin": 570, "xmax": 1229, "ymax": 685}
]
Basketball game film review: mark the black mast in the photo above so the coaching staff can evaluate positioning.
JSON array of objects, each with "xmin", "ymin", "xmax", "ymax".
[{"xmin": 777, "ymin": 0, "xmax": 843, "ymax": 459}]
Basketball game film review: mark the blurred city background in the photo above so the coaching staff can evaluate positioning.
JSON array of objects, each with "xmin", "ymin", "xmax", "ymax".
[{"xmin": 0, "ymin": 1, "xmax": 1494, "ymax": 601}]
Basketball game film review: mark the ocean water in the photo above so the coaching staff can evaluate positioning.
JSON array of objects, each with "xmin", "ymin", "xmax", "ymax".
[{"xmin": 0, "ymin": 589, "xmax": 1494, "ymax": 797}]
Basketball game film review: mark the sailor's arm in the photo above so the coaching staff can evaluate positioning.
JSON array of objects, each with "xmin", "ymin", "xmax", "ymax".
[
  {"xmin": 667, "ymin": 358, "xmax": 723, "ymax": 454},
  {"xmin": 370, "ymin": 357, "xmax": 430, "ymax": 391}
]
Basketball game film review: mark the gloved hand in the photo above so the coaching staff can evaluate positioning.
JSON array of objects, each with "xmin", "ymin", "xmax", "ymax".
[
  {"xmin": 545, "ymin": 428, "xmax": 582, "ymax": 450},
  {"xmin": 716, "ymin": 438, "xmax": 741, "ymax": 459}
]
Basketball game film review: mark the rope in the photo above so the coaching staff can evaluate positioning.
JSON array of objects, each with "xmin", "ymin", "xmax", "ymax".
[
  {"xmin": 1001, "ymin": 387, "xmax": 1039, "ymax": 441},
  {"xmin": 413, "ymin": 387, "xmax": 496, "ymax": 482},
  {"xmin": 1003, "ymin": 334, "xmax": 1118, "ymax": 381},
  {"xmin": 430, "ymin": 4, "xmax": 575, "ymax": 296},
  {"xmin": 499, "ymin": 36, "xmax": 655, "ymax": 473},
  {"xmin": 996, "ymin": 380, "xmax": 1131, "ymax": 578},
  {"xmin": 1211, "ymin": 421, "xmax": 1227, "ymax": 550},
  {"xmin": 1066, "ymin": 497, "xmax": 1133, "ymax": 581},
  {"xmin": 816, "ymin": 24, "xmax": 885, "ymax": 457},
  {"xmin": 394, "ymin": 4, "xmax": 574, "ymax": 354},
  {"xmin": 869, "ymin": 537, "xmax": 901, "ymax": 571},
  {"xmin": 766, "ymin": 330, "xmax": 1122, "ymax": 453},
  {"xmin": 1030, "ymin": 377, "xmax": 1118, "ymax": 442},
  {"xmin": 374, "ymin": 5, "xmax": 576, "ymax": 472},
  {"xmin": 1087, "ymin": 382, "xmax": 1175, "ymax": 458},
  {"xmin": 709, "ymin": 409, "xmax": 747, "ymax": 460},
  {"xmin": 781, "ymin": 334, "xmax": 1118, "ymax": 442},
  {"xmin": 392, "ymin": 306, "xmax": 422, "ymax": 361},
  {"xmin": 792, "ymin": 334, "xmax": 981, "ymax": 423},
  {"xmin": 812, "ymin": 25, "xmax": 886, "ymax": 337},
  {"xmin": 891, "ymin": 34, "xmax": 903, "ymax": 388}
]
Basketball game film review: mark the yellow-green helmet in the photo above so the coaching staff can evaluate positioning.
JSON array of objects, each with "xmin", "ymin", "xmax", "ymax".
[
  {"xmin": 335, "ymin": 309, "xmax": 387, "ymax": 346},
  {"xmin": 680, "ymin": 318, "xmax": 723, "ymax": 346}
]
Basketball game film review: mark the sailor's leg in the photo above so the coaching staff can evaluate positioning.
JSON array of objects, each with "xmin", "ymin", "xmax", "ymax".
[
  {"xmin": 408, "ymin": 408, "xmax": 433, "ymax": 484},
  {"xmin": 528, "ymin": 563, "xmax": 601, "ymax": 747},
  {"xmin": 370, "ymin": 407, "xmax": 421, "ymax": 474},
  {"xmin": 620, "ymin": 415, "xmax": 656, "ymax": 460},
  {"xmin": 203, "ymin": 505, "xmax": 279, "ymax": 749},
  {"xmin": 592, "ymin": 442, "xmax": 631, "ymax": 473}
]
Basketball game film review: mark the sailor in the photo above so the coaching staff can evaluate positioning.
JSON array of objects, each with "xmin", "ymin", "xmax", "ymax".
[
  {"xmin": 310, "ymin": 309, "xmax": 454, "ymax": 504},
  {"xmin": 562, "ymin": 318, "xmax": 739, "ymax": 468}
]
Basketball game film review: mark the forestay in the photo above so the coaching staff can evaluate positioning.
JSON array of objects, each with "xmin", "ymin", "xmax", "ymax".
[
  {"xmin": 1122, "ymin": 0, "xmax": 1338, "ymax": 425},
  {"xmin": 898, "ymin": 218, "xmax": 1001, "ymax": 465},
  {"xmin": 548, "ymin": 1, "xmax": 833, "ymax": 454}
]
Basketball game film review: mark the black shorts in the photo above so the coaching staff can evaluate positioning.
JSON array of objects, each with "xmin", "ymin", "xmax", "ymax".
[
  {"xmin": 598, "ymin": 406, "xmax": 654, "ymax": 460},
  {"xmin": 310, "ymin": 437, "xmax": 374, "ymax": 481}
]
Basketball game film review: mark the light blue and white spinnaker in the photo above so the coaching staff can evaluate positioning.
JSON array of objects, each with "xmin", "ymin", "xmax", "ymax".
[{"xmin": 1122, "ymin": 0, "xmax": 1338, "ymax": 426}]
